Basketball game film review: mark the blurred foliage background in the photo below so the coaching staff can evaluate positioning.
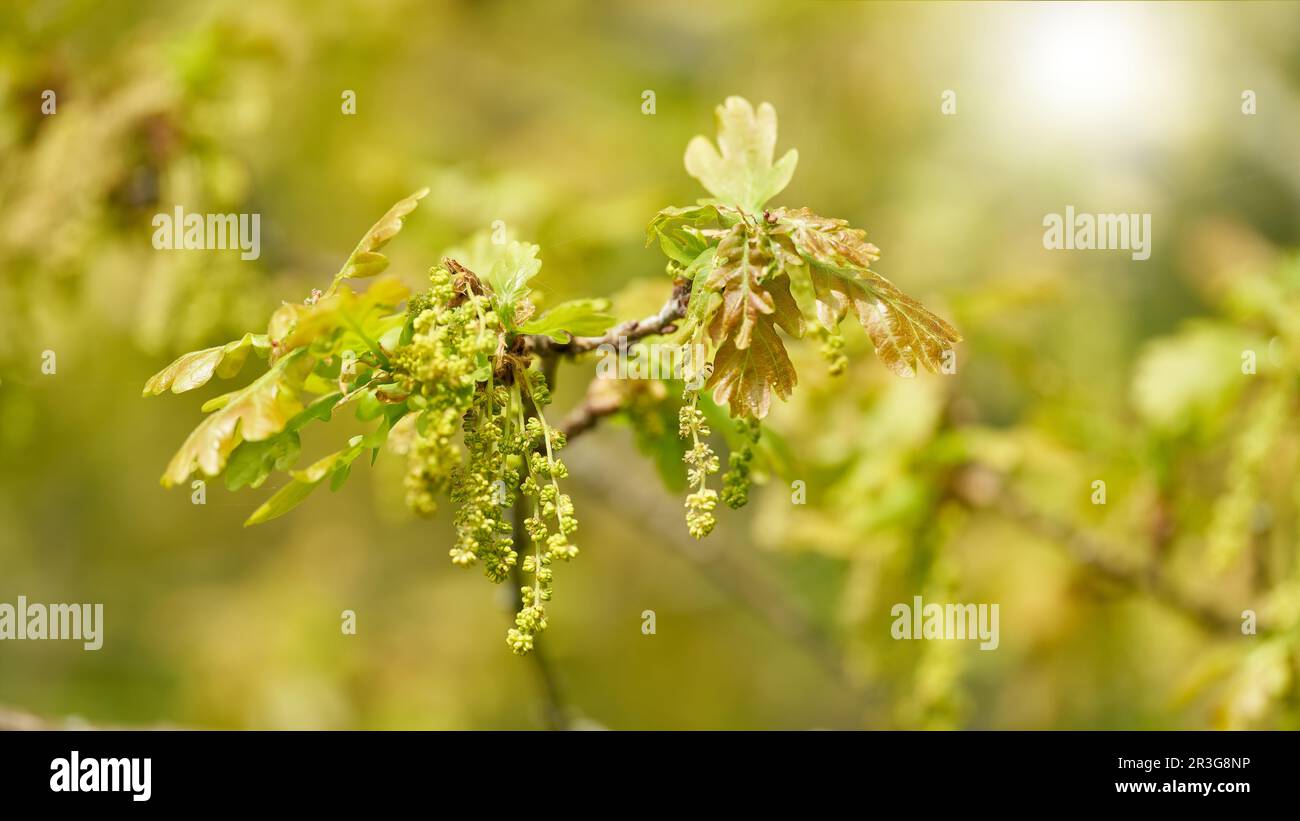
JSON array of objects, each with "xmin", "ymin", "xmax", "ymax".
[{"xmin": 2, "ymin": 0, "xmax": 1300, "ymax": 729}]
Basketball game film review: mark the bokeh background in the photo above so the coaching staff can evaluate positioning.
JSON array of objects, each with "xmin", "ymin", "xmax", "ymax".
[{"xmin": 2, "ymin": 0, "xmax": 1300, "ymax": 729}]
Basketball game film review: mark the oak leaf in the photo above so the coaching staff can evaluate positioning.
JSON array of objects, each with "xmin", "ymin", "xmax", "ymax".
[
  {"xmin": 685, "ymin": 97, "xmax": 798, "ymax": 213},
  {"xmin": 774, "ymin": 207, "xmax": 960, "ymax": 378}
]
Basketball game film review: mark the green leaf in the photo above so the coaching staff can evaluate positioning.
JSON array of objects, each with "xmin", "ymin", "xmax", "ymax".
[
  {"xmin": 292, "ymin": 391, "xmax": 344, "ymax": 427},
  {"xmin": 684, "ymin": 97, "xmax": 798, "ymax": 213},
  {"xmin": 445, "ymin": 235, "xmax": 544, "ymax": 328},
  {"xmin": 242, "ymin": 473, "xmax": 320, "ymax": 525},
  {"xmin": 486, "ymin": 241, "xmax": 543, "ymax": 324},
  {"xmin": 519, "ymin": 298, "xmax": 614, "ymax": 342},
  {"xmin": 243, "ymin": 411, "xmax": 398, "ymax": 526},
  {"xmin": 225, "ymin": 432, "xmax": 301, "ymax": 491},
  {"xmin": 646, "ymin": 204, "xmax": 725, "ymax": 267},
  {"xmin": 223, "ymin": 391, "xmax": 343, "ymax": 491},
  {"xmin": 333, "ymin": 188, "xmax": 429, "ymax": 285},
  {"xmin": 244, "ymin": 444, "xmax": 365, "ymax": 525},
  {"xmin": 142, "ymin": 333, "xmax": 269, "ymax": 396},
  {"xmin": 160, "ymin": 349, "xmax": 313, "ymax": 487},
  {"xmin": 356, "ymin": 388, "xmax": 385, "ymax": 421},
  {"xmin": 267, "ymin": 275, "xmax": 409, "ymax": 359},
  {"xmin": 676, "ymin": 271, "xmax": 722, "ymax": 351},
  {"xmin": 682, "ymin": 246, "xmax": 718, "ymax": 282}
]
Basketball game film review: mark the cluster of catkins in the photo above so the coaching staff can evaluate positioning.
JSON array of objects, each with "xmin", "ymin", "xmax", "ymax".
[
  {"xmin": 392, "ymin": 261, "xmax": 767, "ymax": 647},
  {"xmin": 393, "ymin": 265, "xmax": 577, "ymax": 654},
  {"xmin": 393, "ymin": 265, "xmax": 496, "ymax": 516}
]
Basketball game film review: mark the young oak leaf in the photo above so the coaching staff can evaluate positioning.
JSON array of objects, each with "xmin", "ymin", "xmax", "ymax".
[
  {"xmin": 676, "ymin": 273, "xmax": 722, "ymax": 349},
  {"xmin": 773, "ymin": 207, "xmax": 960, "ymax": 378},
  {"xmin": 160, "ymin": 349, "xmax": 314, "ymax": 487},
  {"xmin": 684, "ymin": 97, "xmax": 798, "ymax": 213},
  {"xmin": 771, "ymin": 208, "xmax": 881, "ymax": 275},
  {"xmin": 703, "ymin": 222, "xmax": 805, "ymax": 350},
  {"xmin": 223, "ymin": 392, "xmax": 343, "ymax": 491},
  {"xmin": 142, "ymin": 332, "xmax": 270, "ymax": 396},
  {"xmin": 519, "ymin": 298, "xmax": 614, "ymax": 342},
  {"xmin": 267, "ymin": 275, "xmax": 410, "ymax": 360},
  {"xmin": 153, "ymin": 189, "xmax": 416, "ymax": 394},
  {"xmin": 706, "ymin": 308, "xmax": 798, "ymax": 419},
  {"xmin": 242, "ymin": 444, "xmax": 364, "ymax": 525},
  {"xmin": 244, "ymin": 411, "xmax": 398, "ymax": 525},
  {"xmin": 332, "ymin": 187, "xmax": 430, "ymax": 286},
  {"xmin": 445, "ymin": 234, "xmax": 543, "ymax": 328},
  {"xmin": 705, "ymin": 274, "xmax": 802, "ymax": 418},
  {"xmin": 224, "ymin": 431, "xmax": 302, "ymax": 492},
  {"xmin": 484, "ymin": 241, "xmax": 542, "ymax": 324},
  {"xmin": 646, "ymin": 204, "xmax": 727, "ymax": 268}
]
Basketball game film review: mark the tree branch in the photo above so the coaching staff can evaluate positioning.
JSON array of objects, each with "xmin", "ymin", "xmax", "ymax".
[
  {"xmin": 522, "ymin": 278, "xmax": 692, "ymax": 441},
  {"xmin": 558, "ymin": 384, "xmax": 624, "ymax": 439},
  {"xmin": 532, "ymin": 278, "xmax": 691, "ymax": 357}
]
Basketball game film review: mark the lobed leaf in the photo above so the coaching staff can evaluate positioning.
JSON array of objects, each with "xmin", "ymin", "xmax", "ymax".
[
  {"xmin": 484, "ymin": 241, "xmax": 543, "ymax": 324},
  {"xmin": 684, "ymin": 97, "xmax": 798, "ymax": 213},
  {"xmin": 704, "ymin": 223, "xmax": 804, "ymax": 349},
  {"xmin": 445, "ymin": 235, "xmax": 544, "ymax": 329},
  {"xmin": 267, "ymin": 275, "xmax": 409, "ymax": 360},
  {"xmin": 243, "ymin": 410, "xmax": 401, "ymax": 525},
  {"xmin": 673, "ymin": 220, "xmax": 806, "ymax": 418},
  {"xmin": 142, "ymin": 333, "xmax": 269, "ymax": 396},
  {"xmin": 519, "ymin": 298, "xmax": 614, "ymax": 342},
  {"xmin": 706, "ymin": 309, "xmax": 798, "ymax": 419},
  {"xmin": 646, "ymin": 204, "xmax": 726, "ymax": 267},
  {"xmin": 223, "ymin": 392, "xmax": 343, "ymax": 491},
  {"xmin": 774, "ymin": 207, "xmax": 960, "ymax": 378},
  {"xmin": 333, "ymin": 188, "xmax": 430, "ymax": 285},
  {"xmin": 160, "ymin": 349, "xmax": 314, "ymax": 487}
]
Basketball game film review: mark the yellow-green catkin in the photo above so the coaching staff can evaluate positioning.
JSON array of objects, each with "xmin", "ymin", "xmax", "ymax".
[
  {"xmin": 721, "ymin": 417, "xmax": 761, "ymax": 509},
  {"xmin": 679, "ymin": 390, "xmax": 719, "ymax": 538},
  {"xmin": 508, "ymin": 370, "xmax": 578, "ymax": 655}
]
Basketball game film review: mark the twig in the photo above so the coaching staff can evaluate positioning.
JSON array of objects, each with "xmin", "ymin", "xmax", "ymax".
[
  {"xmin": 558, "ymin": 384, "xmax": 624, "ymax": 439},
  {"xmin": 532, "ymin": 278, "xmax": 691, "ymax": 356},
  {"xmin": 532, "ymin": 279, "xmax": 691, "ymax": 438}
]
